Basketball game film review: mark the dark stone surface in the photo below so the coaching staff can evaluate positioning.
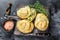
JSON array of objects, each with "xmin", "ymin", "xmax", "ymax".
[{"xmin": 0, "ymin": 0, "xmax": 60, "ymax": 40}]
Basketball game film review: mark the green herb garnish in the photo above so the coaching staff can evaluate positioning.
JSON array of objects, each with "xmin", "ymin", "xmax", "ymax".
[{"xmin": 29, "ymin": 0, "xmax": 48, "ymax": 16}]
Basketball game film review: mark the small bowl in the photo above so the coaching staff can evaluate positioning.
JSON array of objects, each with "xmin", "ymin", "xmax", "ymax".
[{"xmin": 2, "ymin": 19, "xmax": 16, "ymax": 33}]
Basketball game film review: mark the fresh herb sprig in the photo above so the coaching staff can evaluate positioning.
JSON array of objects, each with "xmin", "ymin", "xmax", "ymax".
[{"xmin": 29, "ymin": 0, "xmax": 48, "ymax": 16}]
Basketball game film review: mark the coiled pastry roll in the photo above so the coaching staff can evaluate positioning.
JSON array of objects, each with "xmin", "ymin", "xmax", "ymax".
[{"xmin": 35, "ymin": 13, "xmax": 49, "ymax": 31}]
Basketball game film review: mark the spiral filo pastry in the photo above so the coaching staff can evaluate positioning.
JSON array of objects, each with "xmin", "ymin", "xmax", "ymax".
[
  {"xmin": 16, "ymin": 20, "xmax": 34, "ymax": 33},
  {"xmin": 17, "ymin": 6, "xmax": 31, "ymax": 19},
  {"xmin": 27, "ymin": 8, "xmax": 36, "ymax": 22},
  {"xmin": 35, "ymin": 13, "xmax": 49, "ymax": 31}
]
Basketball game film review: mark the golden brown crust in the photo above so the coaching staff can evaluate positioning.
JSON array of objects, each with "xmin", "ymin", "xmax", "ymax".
[
  {"xmin": 16, "ymin": 20, "xmax": 34, "ymax": 33},
  {"xmin": 35, "ymin": 13, "xmax": 49, "ymax": 31},
  {"xmin": 27, "ymin": 8, "xmax": 36, "ymax": 22},
  {"xmin": 17, "ymin": 6, "xmax": 31, "ymax": 19}
]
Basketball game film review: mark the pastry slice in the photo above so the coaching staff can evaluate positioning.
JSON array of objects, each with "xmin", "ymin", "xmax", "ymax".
[
  {"xmin": 17, "ymin": 6, "xmax": 31, "ymax": 19},
  {"xmin": 16, "ymin": 20, "xmax": 34, "ymax": 33},
  {"xmin": 35, "ymin": 13, "xmax": 49, "ymax": 31},
  {"xmin": 27, "ymin": 8, "xmax": 36, "ymax": 22}
]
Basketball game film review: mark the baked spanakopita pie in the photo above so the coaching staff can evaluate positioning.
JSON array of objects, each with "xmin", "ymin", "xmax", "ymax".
[
  {"xmin": 16, "ymin": 20, "xmax": 34, "ymax": 33},
  {"xmin": 17, "ymin": 6, "xmax": 31, "ymax": 19},
  {"xmin": 35, "ymin": 13, "xmax": 49, "ymax": 31}
]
